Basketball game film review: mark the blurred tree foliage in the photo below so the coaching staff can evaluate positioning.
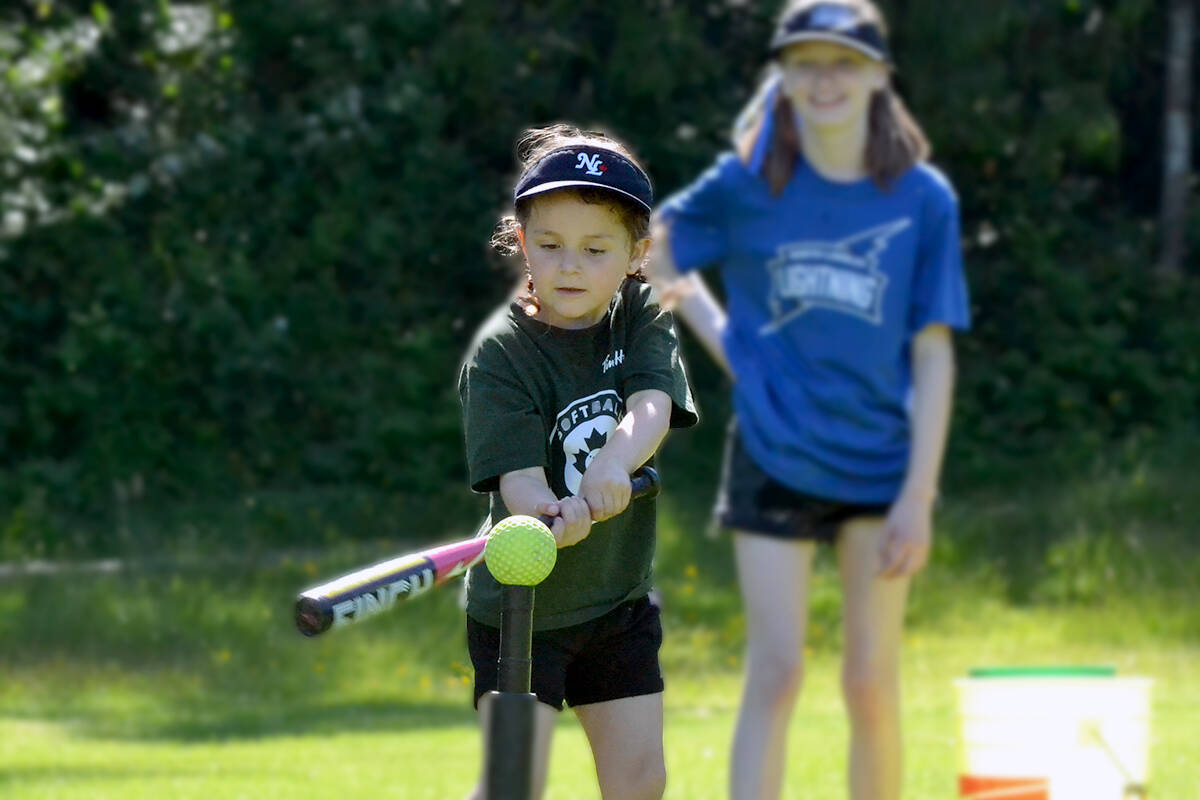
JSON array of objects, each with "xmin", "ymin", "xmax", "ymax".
[{"xmin": 1, "ymin": 0, "xmax": 1197, "ymax": 553}]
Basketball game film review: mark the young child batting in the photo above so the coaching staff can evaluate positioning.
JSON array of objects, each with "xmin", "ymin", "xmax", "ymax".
[
  {"xmin": 459, "ymin": 125, "xmax": 698, "ymax": 800},
  {"xmin": 648, "ymin": 2, "xmax": 971, "ymax": 798}
]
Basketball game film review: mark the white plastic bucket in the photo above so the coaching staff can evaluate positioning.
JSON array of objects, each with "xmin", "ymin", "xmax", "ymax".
[{"xmin": 954, "ymin": 667, "xmax": 1152, "ymax": 800}]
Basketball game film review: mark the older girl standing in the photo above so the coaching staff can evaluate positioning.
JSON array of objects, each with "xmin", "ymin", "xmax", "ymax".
[{"xmin": 650, "ymin": 2, "xmax": 970, "ymax": 798}]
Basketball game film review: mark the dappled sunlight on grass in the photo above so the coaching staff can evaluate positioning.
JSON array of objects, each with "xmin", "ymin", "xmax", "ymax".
[{"xmin": 0, "ymin": 554, "xmax": 480, "ymax": 742}]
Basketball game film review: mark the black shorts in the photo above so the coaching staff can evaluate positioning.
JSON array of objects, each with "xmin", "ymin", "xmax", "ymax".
[
  {"xmin": 716, "ymin": 421, "xmax": 890, "ymax": 543},
  {"xmin": 467, "ymin": 595, "xmax": 664, "ymax": 711}
]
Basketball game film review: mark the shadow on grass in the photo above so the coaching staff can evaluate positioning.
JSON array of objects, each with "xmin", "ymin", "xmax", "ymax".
[
  {"xmin": 1, "ymin": 555, "xmax": 482, "ymax": 743},
  {"xmin": 0, "ymin": 764, "xmax": 262, "ymax": 784},
  {"xmin": 39, "ymin": 699, "xmax": 480, "ymax": 742}
]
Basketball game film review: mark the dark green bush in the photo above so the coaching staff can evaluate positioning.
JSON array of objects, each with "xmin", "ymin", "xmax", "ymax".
[{"xmin": 0, "ymin": 0, "xmax": 1195, "ymax": 556}]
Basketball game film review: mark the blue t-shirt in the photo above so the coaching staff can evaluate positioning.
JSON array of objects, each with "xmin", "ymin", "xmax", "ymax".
[{"xmin": 659, "ymin": 152, "xmax": 971, "ymax": 503}]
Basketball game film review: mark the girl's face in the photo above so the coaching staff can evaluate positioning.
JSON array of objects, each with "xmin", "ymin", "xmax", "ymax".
[
  {"xmin": 518, "ymin": 193, "xmax": 649, "ymax": 330},
  {"xmin": 778, "ymin": 41, "xmax": 888, "ymax": 131}
]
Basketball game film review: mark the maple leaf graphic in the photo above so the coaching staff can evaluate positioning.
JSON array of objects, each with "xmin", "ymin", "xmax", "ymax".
[{"xmin": 573, "ymin": 428, "xmax": 609, "ymax": 475}]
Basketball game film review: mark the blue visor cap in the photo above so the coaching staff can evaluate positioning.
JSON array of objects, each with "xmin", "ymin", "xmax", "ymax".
[
  {"xmin": 769, "ymin": 2, "xmax": 890, "ymax": 63},
  {"xmin": 514, "ymin": 146, "xmax": 653, "ymax": 212}
]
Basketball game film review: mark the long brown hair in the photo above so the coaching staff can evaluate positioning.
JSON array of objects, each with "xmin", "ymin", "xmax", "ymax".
[{"xmin": 736, "ymin": 0, "xmax": 930, "ymax": 194}]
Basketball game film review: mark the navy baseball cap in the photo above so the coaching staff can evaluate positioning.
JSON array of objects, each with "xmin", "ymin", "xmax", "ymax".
[
  {"xmin": 513, "ymin": 146, "xmax": 653, "ymax": 212},
  {"xmin": 769, "ymin": 2, "xmax": 890, "ymax": 63}
]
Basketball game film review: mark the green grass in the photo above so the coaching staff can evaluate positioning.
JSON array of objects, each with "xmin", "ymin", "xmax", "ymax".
[
  {"xmin": 2, "ymin": 640, "xmax": 1196, "ymax": 799},
  {"xmin": 2, "ymin": 427, "xmax": 1199, "ymax": 798}
]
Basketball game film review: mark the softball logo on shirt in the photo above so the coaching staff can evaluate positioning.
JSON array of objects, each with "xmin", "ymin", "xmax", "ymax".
[
  {"xmin": 760, "ymin": 218, "xmax": 911, "ymax": 335},
  {"xmin": 551, "ymin": 390, "xmax": 624, "ymax": 496}
]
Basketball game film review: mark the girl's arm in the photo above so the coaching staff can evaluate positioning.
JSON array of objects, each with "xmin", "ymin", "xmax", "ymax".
[
  {"xmin": 645, "ymin": 221, "xmax": 733, "ymax": 377},
  {"xmin": 497, "ymin": 387, "xmax": 674, "ymax": 546},
  {"xmin": 904, "ymin": 324, "xmax": 957, "ymax": 503},
  {"xmin": 873, "ymin": 321, "xmax": 955, "ymax": 578},
  {"xmin": 880, "ymin": 323, "xmax": 956, "ymax": 578},
  {"xmin": 498, "ymin": 468, "xmax": 593, "ymax": 549},
  {"xmin": 580, "ymin": 388, "xmax": 673, "ymax": 522}
]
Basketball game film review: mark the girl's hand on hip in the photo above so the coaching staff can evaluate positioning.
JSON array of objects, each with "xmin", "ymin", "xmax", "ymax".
[{"xmin": 879, "ymin": 490, "xmax": 933, "ymax": 579}]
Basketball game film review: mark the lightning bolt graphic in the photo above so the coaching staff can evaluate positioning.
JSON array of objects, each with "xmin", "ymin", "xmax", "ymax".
[{"xmin": 760, "ymin": 217, "xmax": 911, "ymax": 335}]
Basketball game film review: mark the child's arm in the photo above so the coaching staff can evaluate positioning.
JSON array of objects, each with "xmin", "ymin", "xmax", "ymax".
[
  {"xmin": 880, "ymin": 323, "xmax": 956, "ymax": 578},
  {"xmin": 498, "ymin": 468, "xmax": 593, "ymax": 548},
  {"xmin": 646, "ymin": 221, "xmax": 733, "ymax": 377},
  {"xmin": 579, "ymin": 388, "xmax": 673, "ymax": 523}
]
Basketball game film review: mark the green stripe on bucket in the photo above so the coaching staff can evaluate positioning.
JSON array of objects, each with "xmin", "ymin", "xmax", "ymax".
[{"xmin": 968, "ymin": 665, "xmax": 1117, "ymax": 678}]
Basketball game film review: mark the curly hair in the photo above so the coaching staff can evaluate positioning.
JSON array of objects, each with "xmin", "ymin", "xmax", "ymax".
[{"xmin": 492, "ymin": 124, "xmax": 651, "ymax": 315}]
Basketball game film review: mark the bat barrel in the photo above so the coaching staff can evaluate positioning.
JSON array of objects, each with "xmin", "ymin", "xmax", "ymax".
[
  {"xmin": 293, "ymin": 537, "xmax": 489, "ymax": 636},
  {"xmin": 293, "ymin": 553, "xmax": 437, "ymax": 636}
]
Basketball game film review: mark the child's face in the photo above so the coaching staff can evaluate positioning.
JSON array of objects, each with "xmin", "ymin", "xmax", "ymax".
[
  {"xmin": 778, "ymin": 41, "xmax": 887, "ymax": 131},
  {"xmin": 518, "ymin": 193, "xmax": 649, "ymax": 330}
]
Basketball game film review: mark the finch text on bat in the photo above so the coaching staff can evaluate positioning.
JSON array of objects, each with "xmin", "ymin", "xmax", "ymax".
[{"xmin": 330, "ymin": 566, "xmax": 435, "ymax": 626}]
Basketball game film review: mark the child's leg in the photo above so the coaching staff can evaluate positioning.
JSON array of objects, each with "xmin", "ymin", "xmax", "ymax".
[
  {"xmin": 837, "ymin": 517, "xmax": 910, "ymax": 800},
  {"xmin": 730, "ymin": 532, "xmax": 817, "ymax": 800},
  {"xmin": 574, "ymin": 693, "xmax": 666, "ymax": 800},
  {"xmin": 466, "ymin": 693, "xmax": 559, "ymax": 800}
]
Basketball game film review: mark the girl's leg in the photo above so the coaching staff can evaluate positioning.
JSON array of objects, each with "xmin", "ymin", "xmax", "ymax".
[
  {"xmin": 730, "ymin": 531, "xmax": 816, "ymax": 800},
  {"xmin": 574, "ymin": 693, "xmax": 666, "ymax": 800},
  {"xmin": 837, "ymin": 517, "xmax": 910, "ymax": 800},
  {"xmin": 466, "ymin": 694, "xmax": 559, "ymax": 800}
]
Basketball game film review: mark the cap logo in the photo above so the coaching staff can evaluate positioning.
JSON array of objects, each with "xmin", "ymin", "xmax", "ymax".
[
  {"xmin": 809, "ymin": 4, "xmax": 857, "ymax": 31},
  {"xmin": 513, "ymin": 144, "xmax": 652, "ymax": 211},
  {"xmin": 575, "ymin": 152, "xmax": 607, "ymax": 177}
]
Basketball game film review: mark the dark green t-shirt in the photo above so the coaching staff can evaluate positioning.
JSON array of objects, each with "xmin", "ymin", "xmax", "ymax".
[{"xmin": 459, "ymin": 279, "xmax": 698, "ymax": 631}]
